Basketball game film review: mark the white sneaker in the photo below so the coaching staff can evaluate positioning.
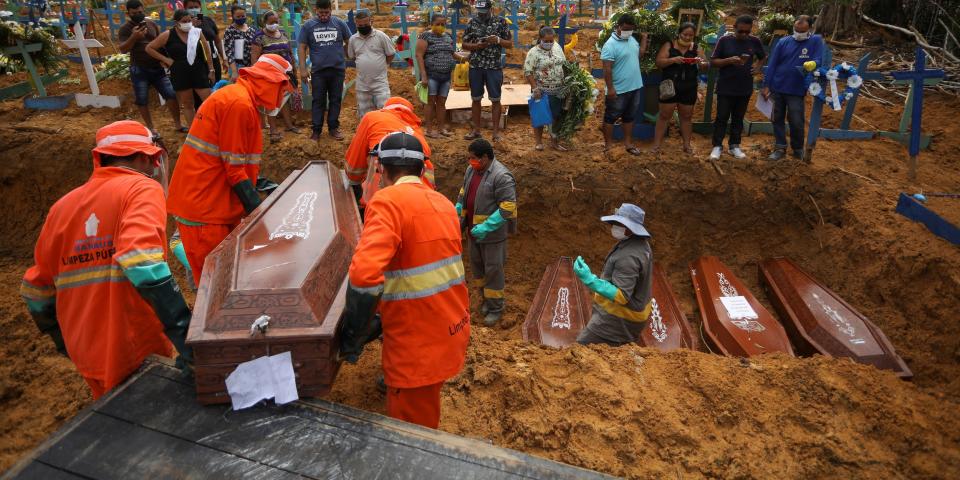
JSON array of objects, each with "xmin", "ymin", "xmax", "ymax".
[
  {"xmin": 708, "ymin": 146, "xmax": 722, "ymax": 160},
  {"xmin": 728, "ymin": 146, "xmax": 747, "ymax": 159}
]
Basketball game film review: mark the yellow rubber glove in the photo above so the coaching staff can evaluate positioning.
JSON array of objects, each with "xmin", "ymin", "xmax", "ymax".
[{"xmin": 803, "ymin": 61, "xmax": 817, "ymax": 72}]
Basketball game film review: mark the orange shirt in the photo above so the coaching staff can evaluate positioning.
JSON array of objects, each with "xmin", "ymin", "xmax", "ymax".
[
  {"xmin": 344, "ymin": 104, "xmax": 435, "ymax": 189},
  {"xmin": 167, "ymin": 82, "xmax": 262, "ymax": 225},
  {"xmin": 21, "ymin": 167, "xmax": 173, "ymax": 394},
  {"xmin": 348, "ymin": 177, "xmax": 469, "ymax": 388}
]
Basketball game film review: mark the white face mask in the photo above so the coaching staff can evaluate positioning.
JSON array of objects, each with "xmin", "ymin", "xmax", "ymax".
[
  {"xmin": 265, "ymin": 23, "xmax": 279, "ymax": 32},
  {"xmin": 540, "ymin": 41, "xmax": 553, "ymax": 50},
  {"xmin": 178, "ymin": 22, "xmax": 192, "ymax": 32},
  {"xmin": 618, "ymin": 29, "xmax": 633, "ymax": 39},
  {"xmin": 793, "ymin": 30, "xmax": 810, "ymax": 41},
  {"xmin": 611, "ymin": 225, "xmax": 628, "ymax": 240}
]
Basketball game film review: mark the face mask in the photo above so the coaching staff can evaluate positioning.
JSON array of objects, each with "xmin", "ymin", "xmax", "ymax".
[
  {"xmin": 432, "ymin": 25, "xmax": 445, "ymax": 35},
  {"xmin": 618, "ymin": 30, "xmax": 634, "ymax": 40},
  {"xmin": 540, "ymin": 41, "xmax": 553, "ymax": 50},
  {"xmin": 611, "ymin": 225, "xmax": 628, "ymax": 240},
  {"xmin": 793, "ymin": 30, "xmax": 810, "ymax": 41},
  {"xmin": 234, "ymin": 17, "xmax": 247, "ymax": 25},
  {"xmin": 358, "ymin": 25, "xmax": 372, "ymax": 35},
  {"xmin": 265, "ymin": 23, "xmax": 279, "ymax": 32},
  {"xmin": 178, "ymin": 22, "xmax": 192, "ymax": 32},
  {"xmin": 187, "ymin": 8, "xmax": 201, "ymax": 16},
  {"xmin": 676, "ymin": 38, "xmax": 692, "ymax": 47},
  {"xmin": 469, "ymin": 159, "xmax": 482, "ymax": 170},
  {"xmin": 130, "ymin": 13, "xmax": 145, "ymax": 23},
  {"xmin": 260, "ymin": 91, "xmax": 291, "ymax": 116},
  {"xmin": 477, "ymin": 11, "xmax": 490, "ymax": 20}
]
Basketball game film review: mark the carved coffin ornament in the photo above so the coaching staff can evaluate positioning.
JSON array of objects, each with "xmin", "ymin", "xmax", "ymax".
[
  {"xmin": 689, "ymin": 256, "xmax": 795, "ymax": 357},
  {"xmin": 186, "ymin": 161, "xmax": 363, "ymax": 404},
  {"xmin": 638, "ymin": 264, "xmax": 699, "ymax": 351},
  {"xmin": 522, "ymin": 257, "xmax": 594, "ymax": 347},
  {"xmin": 759, "ymin": 257, "xmax": 912, "ymax": 378}
]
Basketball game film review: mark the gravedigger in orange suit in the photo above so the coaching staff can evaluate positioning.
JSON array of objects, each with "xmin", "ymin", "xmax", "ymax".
[
  {"xmin": 166, "ymin": 53, "xmax": 294, "ymax": 286},
  {"xmin": 344, "ymin": 97, "xmax": 436, "ymax": 208},
  {"xmin": 339, "ymin": 132, "xmax": 470, "ymax": 429},
  {"xmin": 20, "ymin": 120, "xmax": 194, "ymax": 399}
]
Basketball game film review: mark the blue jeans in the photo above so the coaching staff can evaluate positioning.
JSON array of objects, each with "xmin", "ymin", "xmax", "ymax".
[
  {"xmin": 310, "ymin": 68, "xmax": 345, "ymax": 133},
  {"xmin": 772, "ymin": 92, "xmax": 805, "ymax": 151},
  {"xmin": 427, "ymin": 73, "xmax": 451, "ymax": 97},
  {"xmin": 468, "ymin": 67, "xmax": 503, "ymax": 102},
  {"xmin": 130, "ymin": 65, "xmax": 176, "ymax": 106}
]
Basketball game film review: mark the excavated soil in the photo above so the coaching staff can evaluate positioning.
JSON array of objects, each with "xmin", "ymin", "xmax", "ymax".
[{"xmin": 2, "ymin": 16, "xmax": 960, "ymax": 479}]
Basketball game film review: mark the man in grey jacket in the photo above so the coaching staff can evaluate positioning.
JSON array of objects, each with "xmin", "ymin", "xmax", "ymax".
[
  {"xmin": 455, "ymin": 139, "xmax": 517, "ymax": 327},
  {"xmin": 574, "ymin": 203, "xmax": 653, "ymax": 345}
]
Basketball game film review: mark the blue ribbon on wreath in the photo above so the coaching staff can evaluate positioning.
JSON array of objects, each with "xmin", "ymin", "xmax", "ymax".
[{"xmin": 802, "ymin": 62, "xmax": 863, "ymax": 110}]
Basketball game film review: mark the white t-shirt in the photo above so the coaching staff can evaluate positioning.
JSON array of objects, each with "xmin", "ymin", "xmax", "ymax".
[{"xmin": 347, "ymin": 29, "xmax": 396, "ymax": 90}]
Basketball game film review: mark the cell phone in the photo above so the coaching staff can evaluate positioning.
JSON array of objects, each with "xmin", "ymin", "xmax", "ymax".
[
  {"xmin": 681, "ymin": 57, "xmax": 698, "ymax": 64},
  {"xmin": 197, "ymin": 13, "xmax": 204, "ymax": 20}
]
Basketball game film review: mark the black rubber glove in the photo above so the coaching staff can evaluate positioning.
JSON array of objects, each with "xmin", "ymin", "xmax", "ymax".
[
  {"xmin": 351, "ymin": 184, "xmax": 363, "ymax": 205},
  {"xmin": 232, "ymin": 179, "xmax": 262, "ymax": 214},
  {"xmin": 136, "ymin": 276, "xmax": 194, "ymax": 372},
  {"xmin": 28, "ymin": 302, "xmax": 67, "ymax": 357},
  {"xmin": 338, "ymin": 285, "xmax": 381, "ymax": 364}
]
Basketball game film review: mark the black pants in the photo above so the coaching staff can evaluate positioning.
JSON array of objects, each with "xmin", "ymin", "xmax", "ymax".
[
  {"xmin": 712, "ymin": 94, "xmax": 751, "ymax": 147},
  {"xmin": 311, "ymin": 68, "xmax": 345, "ymax": 133}
]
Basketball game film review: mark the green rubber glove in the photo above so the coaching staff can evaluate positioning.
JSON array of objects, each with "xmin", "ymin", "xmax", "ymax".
[
  {"xmin": 455, "ymin": 202, "xmax": 463, "ymax": 217},
  {"xmin": 573, "ymin": 256, "xmax": 621, "ymax": 302},
  {"xmin": 470, "ymin": 210, "xmax": 506, "ymax": 241}
]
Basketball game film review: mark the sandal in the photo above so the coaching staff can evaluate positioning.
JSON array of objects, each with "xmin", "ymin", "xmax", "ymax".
[
  {"xmin": 270, "ymin": 132, "xmax": 282, "ymax": 142},
  {"xmin": 535, "ymin": 143, "xmax": 544, "ymax": 151},
  {"xmin": 440, "ymin": 129, "xmax": 453, "ymax": 137},
  {"xmin": 683, "ymin": 145, "xmax": 695, "ymax": 155},
  {"xmin": 625, "ymin": 146, "xmax": 642, "ymax": 156},
  {"xmin": 463, "ymin": 131, "xmax": 482, "ymax": 140},
  {"xmin": 286, "ymin": 126, "xmax": 301, "ymax": 134},
  {"xmin": 551, "ymin": 143, "xmax": 568, "ymax": 152},
  {"xmin": 426, "ymin": 130, "xmax": 440, "ymax": 139}
]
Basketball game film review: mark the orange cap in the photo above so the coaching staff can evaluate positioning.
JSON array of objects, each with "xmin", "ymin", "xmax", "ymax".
[{"xmin": 91, "ymin": 120, "xmax": 162, "ymax": 168}]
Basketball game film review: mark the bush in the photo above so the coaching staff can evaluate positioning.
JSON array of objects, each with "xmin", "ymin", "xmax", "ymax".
[{"xmin": 595, "ymin": 9, "xmax": 677, "ymax": 72}]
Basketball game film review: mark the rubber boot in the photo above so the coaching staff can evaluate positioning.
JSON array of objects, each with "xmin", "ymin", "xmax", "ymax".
[{"xmin": 483, "ymin": 311, "xmax": 502, "ymax": 327}]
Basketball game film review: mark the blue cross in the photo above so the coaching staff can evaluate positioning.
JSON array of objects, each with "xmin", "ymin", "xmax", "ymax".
[
  {"xmin": 95, "ymin": 0, "xmax": 124, "ymax": 41},
  {"xmin": 448, "ymin": 1, "xmax": 467, "ymax": 43},
  {"xmin": 803, "ymin": 47, "xmax": 832, "ymax": 158},
  {"xmin": 556, "ymin": 13, "xmax": 578, "ymax": 49},
  {"xmin": 346, "ymin": 9, "xmax": 357, "ymax": 35},
  {"xmin": 391, "ymin": 4, "xmax": 409, "ymax": 35},
  {"xmin": 501, "ymin": 0, "xmax": 525, "ymax": 48},
  {"xmin": 891, "ymin": 47, "xmax": 945, "ymax": 178},
  {"xmin": 839, "ymin": 52, "xmax": 886, "ymax": 131}
]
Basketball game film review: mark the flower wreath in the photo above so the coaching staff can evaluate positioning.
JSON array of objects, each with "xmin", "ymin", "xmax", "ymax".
[{"xmin": 804, "ymin": 62, "xmax": 863, "ymax": 110}]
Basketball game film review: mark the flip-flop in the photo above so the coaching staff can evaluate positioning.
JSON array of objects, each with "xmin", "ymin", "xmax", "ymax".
[
  {"xmin": 626, "ymin": 146, "xmax": 642, "ymax": 156},
  {"xmin": 535, "ymin": 144, "xmax": 544, "ymax": 151},
  {"xmin": 426, "ymin": 131, "xmax": 440, "ymax": 139},
  {"xmin": 440, "ymin": 130, "xmax": 453, "ymax": 137},
  {"xmin": 552, "ymin": 143, "xmax": 568, "ymax": 152},
  {"xmin": 463, "ymin": 131, "xmax": 482, "ymax": 140},
  {"xmin": 286, "ymin": 127, "xmax": 301, "ymax": 134}
]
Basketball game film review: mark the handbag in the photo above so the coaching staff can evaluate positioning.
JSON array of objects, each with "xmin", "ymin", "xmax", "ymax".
[
  {"xmin": 659, "ymin": 78, "xmax": 675, "ymax": 100},
  {"xmin": 452, "ymin": 62, "xmax": 470, "ymax": 90}
]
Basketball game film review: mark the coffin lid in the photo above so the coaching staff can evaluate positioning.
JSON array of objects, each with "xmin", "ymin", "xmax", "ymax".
[
  {"xmin": 638, "ymin": 264, "xmax": 699, "ymax": 351},
  {"xmin": 522, "ymin": 257, "xmax": 594, "ymax": 348},
  {"xmin": 689, "ymin": 256, "xmax": 795, "ymax": 357}
]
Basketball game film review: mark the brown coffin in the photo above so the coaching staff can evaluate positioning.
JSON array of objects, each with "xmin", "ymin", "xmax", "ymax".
[
  {"xmin": 637, "ymin": 264, "xmax": 699, "ymax": 351},
  {"xmin": 758, "ymin": 257, "xmax": 912, "ymax": 378},
  {"xmin": 689, "ymin": 256, "xmax": 795, "ymax": 357},
  {"xmin": 522, "ymin": 257, "xmax": 594, "ymax": 347},
  {"xmin": 186, "ymin": 161, "xmax": 363, "ymax": 404}
]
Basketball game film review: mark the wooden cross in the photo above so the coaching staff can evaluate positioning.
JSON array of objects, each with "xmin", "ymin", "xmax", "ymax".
[
  {"xmin": 448, "ymin": 1, "xmax": 467, "ymax": 43},
  {"xmin": 890, "ymin": 47, "xmax": 945, "ymax": 180},
  {"xmin": 677, "ymin": 8, "xmax": 703, "ymax": 35},
  {"xmin": 556, "ymin": 13, "xmax": 578, "ymax": 50},
  {"xmin": 802, "ymin": 47, "xmax": 832, "ymax": 161},
  {"xmin": 1, "ymin": 40, "xmax": 48, "ymax": 96},
  {"xmin": 501, "ymin": 0, "xmax": 524, "ymax": 48},
  {"xmin": 390, "ymin": 4, "xmax": 409, "ymax": 35},
  {"xmin": 285, "ymin": 2, "xmax": 302, "ymax": 38},
  {"xmin": 346, "ymin": 9, "xmax": 357, "ymax": 35},
  {"xmin": 60, "ymin": 23, "xmax": 121, "ymax": 108},
  {"xmin": 818, "ymin": 52, "xmax": 886, "ymax": 141},
  {"xmin": 691, "ymin": 32, "xmax": 720, "ymax": 134},
  {"xmin": 94, "ymin": 0, "xmax": 124, "ymax": 41},
  {"xmin": 534, "ymin": 0, "xmax": 557, "ymax": 26}
]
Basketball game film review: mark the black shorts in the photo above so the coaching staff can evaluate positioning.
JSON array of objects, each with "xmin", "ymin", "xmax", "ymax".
[
  {"xmin": 660, "ymin": 81, "xmax": 697, "ymax": 105},
  {"xmin": 169, "ymin": 60, "xmax": 211, "ymax": 91}
]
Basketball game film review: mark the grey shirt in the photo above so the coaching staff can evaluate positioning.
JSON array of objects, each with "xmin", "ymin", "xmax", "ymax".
[
  {"xmin": 456, "ymin": 158, "xmax": 517, "ymax": 244},
  {"xmin": 347, "ymin": 29, "xmax": 395, "ymax": 90},
  {"xmin": 584, "ymin": 235, "xmax": 653, "ymax": 344}
]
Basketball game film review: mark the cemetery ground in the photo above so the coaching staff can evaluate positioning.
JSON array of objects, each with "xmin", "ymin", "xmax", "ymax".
[{"xmin": 2, "ymin": 19, "xmax": 960, "ymax": 479}]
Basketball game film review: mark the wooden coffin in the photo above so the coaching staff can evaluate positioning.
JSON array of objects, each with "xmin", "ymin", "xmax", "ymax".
[
  {"xmin": 186, "ymin": 161, "xmax": 363, "ymax": 404},
  {"xmin": 522, "ymin": 257, "xmax": 594, "ymax": 347},
  {"xmin": 759, "ymin": 257, "xmax": 912, "ymax": 378},
  {"xmin": 689, "ymin": 256, "xmax": 795, "ymax": 357},
  {"xmin": 637, "ymin": 264, "xmax": 699, "ymax": 351}
]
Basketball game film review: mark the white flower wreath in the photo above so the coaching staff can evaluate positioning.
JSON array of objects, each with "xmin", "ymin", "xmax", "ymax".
[
  {"xmin": 825, "ymin": 69, "xmax": 840, "ymax": 81},
  {"xmin": 847, "ymin": 74, "xmax": 863, "ymax": 89},
  {"xmin": 808, "ymin": 82, "xmax": 822, "ymax": 96}
]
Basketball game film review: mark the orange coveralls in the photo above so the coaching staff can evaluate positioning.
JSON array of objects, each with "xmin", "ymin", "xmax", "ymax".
[
  {"xmin": 344, "ymin": 97, "xmax": 436, "ymax": 204},
  {"xmin": 167, "ymin": 80, "xmax": 263, "ymax": 285},
  {"xmin": 21, "ymin": 167, "xmax": 174, "ymax": 398},
  {"xmin": 348, "ymin": 176, "xmax": 470, "ymax": 428}
]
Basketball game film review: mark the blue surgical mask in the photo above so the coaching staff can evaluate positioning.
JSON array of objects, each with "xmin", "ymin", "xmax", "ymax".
[
  {"xmin": 540, "ymin": 41, "xmax": 553, "ymax": 50},
  {"xmin": 187, "ymin": 8, "xmax": 201, "ymax": 16}
]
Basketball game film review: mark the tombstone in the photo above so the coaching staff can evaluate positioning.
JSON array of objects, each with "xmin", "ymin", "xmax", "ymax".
[
  {"xmin": 187, "ymin": 161, "xmax": 362, "ymax": 405},
  {"xmin": 689, "ymin": 256, "xmax": 795, "ymax": 357},
  {"xmin": 60, "ymin": 23, "xmax": 121, "ymax": 108},
  {"xmin": 885, "ymin": 48, "xmax": 944, "ymax": 180},
  {"xmin": 759, "ymin": 257, "xmax": 912, "ymax": 378},
  {"xmin": 522, "ymin": 257, "xmax": 594, "ymax": 348}
]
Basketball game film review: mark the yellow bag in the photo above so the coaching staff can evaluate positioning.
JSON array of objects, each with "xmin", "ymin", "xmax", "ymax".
[{"xmin": 453, "ymin": 62, "xmax": 470, "ymax": 91}]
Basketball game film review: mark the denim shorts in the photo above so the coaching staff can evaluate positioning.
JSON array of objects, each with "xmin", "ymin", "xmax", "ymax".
[
  {"xmin": 427, "ymin": 73, "xmax": 451, "ymax": 97},
  {"xmin": 468, "ymin": 67, "xmax": 503, "ymax": 102},
  {"xmin": 130, "ymin": 65, "xmax": 176, "ymax": 106},
  {"xmin": 603, "ymin": 88, "xmax": 643, "ymax": 124}
]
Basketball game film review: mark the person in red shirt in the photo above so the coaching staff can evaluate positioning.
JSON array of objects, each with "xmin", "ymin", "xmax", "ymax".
[
  {"xmin": 167, "ymin": 53, "xmax": 293, "ymax": 286},
  {"xmin": 339, "ymin": 132, "xmax": 469, "ymax": 429},
  {"xmin": 21, "ymin": 120, "xmax": 193, "ymax": 399}
]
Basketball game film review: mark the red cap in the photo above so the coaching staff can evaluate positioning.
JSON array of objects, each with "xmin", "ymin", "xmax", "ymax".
[{"xmin": 91, "ymin": 120, "xmax": 162, "ymax": 168}]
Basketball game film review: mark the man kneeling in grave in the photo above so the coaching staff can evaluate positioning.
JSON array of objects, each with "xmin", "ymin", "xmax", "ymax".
[{"xmin": 574, "ymin": 203, "xmax": 654, "ymax": 345}]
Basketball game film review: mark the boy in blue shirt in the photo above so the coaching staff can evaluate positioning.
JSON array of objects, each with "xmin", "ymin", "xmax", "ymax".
[
  {"xmin": 298, "ymin": 0, "xmax": 352, "ymax": 141},
  {"xmin": 600, "ymin": 14, "xmax": 648, "ymax": 156},
  {"xmin": 761, "ymin": 15, "xmax": 824, "ymax": 160}
]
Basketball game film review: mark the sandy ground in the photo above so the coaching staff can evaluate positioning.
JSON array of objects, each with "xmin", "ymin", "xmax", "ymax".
[{"xmin": 2, "ymin": 11, "xmax": 960, "ymax": 479}]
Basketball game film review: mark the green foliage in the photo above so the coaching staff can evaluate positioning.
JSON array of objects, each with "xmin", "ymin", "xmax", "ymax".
[
  {"xmin": 595, "ymin": 9, "xmax": 677, "ymax": 72},
  {"xmin": 96, "ymin": 53, "xmax": 131, "ymax": 81},
  {"xmin": 757, "ymin": 12, "xmax": 796, "ymax": 44},
  {"xmin": 553, "ymin": 61, "xmax": 597, "ymax": 140},
  {"xmin": 666, "ymin": 0, "xmax": 723, "ymax": 22},
  {"xmin": 0, "ymin": 21, "xmax": 64, "ymax": 72}
]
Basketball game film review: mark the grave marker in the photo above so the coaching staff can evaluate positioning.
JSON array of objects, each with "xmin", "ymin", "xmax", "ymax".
[
  {"xmin": 502, "ymin": 0, "xmax": 525, "ymax": 48},
  {"xmin": 449, "ymin": 2, "xmax": 467, "ymax": 43},
  {"xmin": 60, "ymin": 23, "xmax": 121, "ymax": 108},
  {"xmin": 556, "ymin": 13, "xmax": 577, "ymax": 50},
  {"xmin": 677, "ymin": 8, "xmax": 703, "ymax": 35},
  {"xmin": 802, "ymin": 47, "xmax": 833, "ymax": 160},
  {"xmin": 1, "ymin": 40, "xmax": 48, "ymax": 97},
  {"xmin": 888, "ymin": 48, "xmax": 944, "ymax": 180},
  {"xmin": 820, "ymin": 52, "xmax": 885, "ymax": 141},
  {"xmin": 94, "ymin": 0, "xmax": 124, "ymax": 41}
]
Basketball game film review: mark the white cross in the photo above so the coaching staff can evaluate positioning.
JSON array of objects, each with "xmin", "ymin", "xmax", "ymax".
[{"xmin": 60, "ymin": 23, "xmax": 121, "ymax": 108}]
